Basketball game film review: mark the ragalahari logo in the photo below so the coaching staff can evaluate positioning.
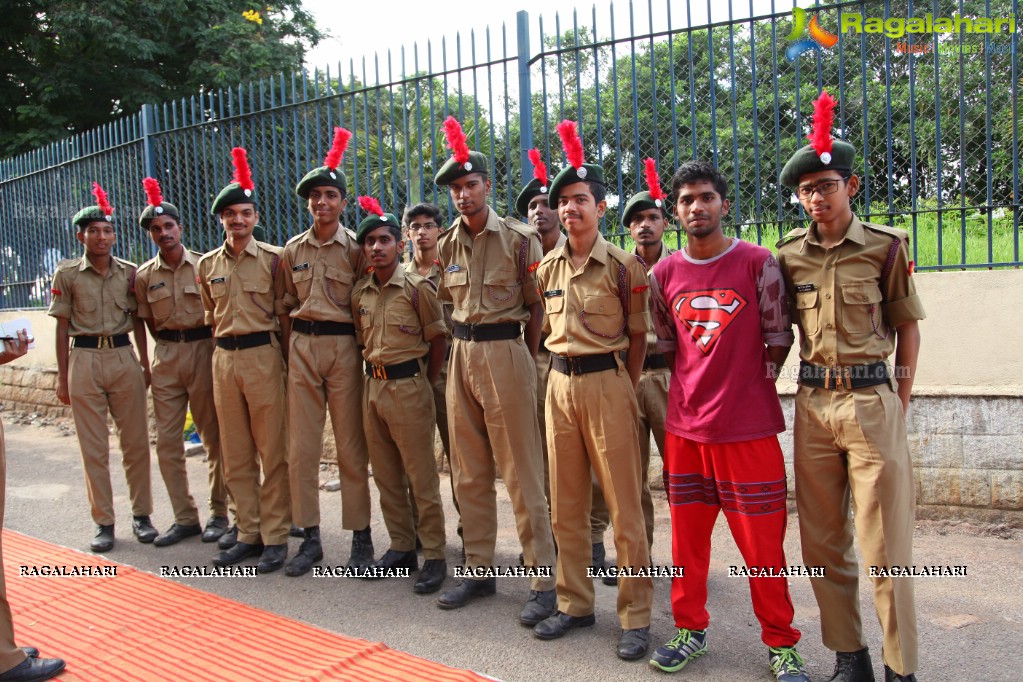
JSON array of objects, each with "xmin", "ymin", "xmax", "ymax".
[{"xmin": 785, "ymin": 7, "xmax": 839, "ymax": 61}]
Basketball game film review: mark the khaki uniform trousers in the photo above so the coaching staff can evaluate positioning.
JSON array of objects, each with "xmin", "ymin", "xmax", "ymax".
[
  {"xmin": 151, "ymin": 339, "xmax": 229, "ymax": 525},
  {"xmin": 68, "ymin": 346, "xmax": 152, "ymax": 525},
  {"xmin": 410, "ymin": 361, "xmax": 461, "ymax": 537},
  {"xmin": 534, "ymin": 348, "xmax": 552, "ymax": 502},
  {"xmin": 590, "ymin": 366, "xmax": 667, "ymax": 549},
  {"xmin": 794, "ymin": 383, "xmax": 918, "ymax": 676},
  {"xmin": 447, "ymin": 337, "xmax": 556, "ymax": 591},
  {"xmin": 0, "ymin": 421, "xmax": 28, "ymax": 673},
  {"xmin": 212, "ymin": 343, "xmax": 290, "ymax": 545},
  {"xmin": 547, "ymin": 365, "xmax": 653, "ymax": 629},
  {"xmin": 287, "ymin": 333, "xmax": 370, "ymax": 530},
  {"xmin": 365, "ymin": 374, "xmax": 446, "ymax": 559}
]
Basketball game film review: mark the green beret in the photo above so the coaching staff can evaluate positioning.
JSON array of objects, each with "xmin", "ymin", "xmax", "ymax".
[
  {"xmin": 355, "ymin": 212, "xmax": 402, "ymax": 244},
  {"xmin": 621, "ymin": 191, "xmax": 667, "ymax": 228},
  {"xmin": 252, "ymin": 224, "xmax": 268, "ymax": 243},
  {"xmin": 434, "ymin": 151, "xmax": 489, "ymax": 186},
  {"xmin": 295, "ymin": 166, "xmax": 347, "ymax": 199},
  {"xmin": 515, "ymin": 177, "xmax": 552, "ymax": 218},
  {"xmin": 548, "ymin": 163, "xmax": 605, "ymax": 205},
  {"xmin": 210, "ymin": 182, "xmax": 257, "ymax": 216},
  {"xmin": 779, "ymin": 140, "xmax": 856, "ymax": 189},
  {"xmin": 138, "ymin": 202, "xmax": 181, "ymax": 229},
  {"xmin": 72, "ymin": 206, "xmax": 113, "ymax": 229}
]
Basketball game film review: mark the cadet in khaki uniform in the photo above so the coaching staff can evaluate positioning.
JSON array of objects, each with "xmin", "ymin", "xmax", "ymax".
[
  {"xmin": 283, "ymin": 128, "xmax": 374, "ymax": 577},
  {"xmin": 777, "ymin": 91, "xmax": 924, "ymax": 682},
  {"xmin": 532, "ymin": 120, "xmax": 653, "ymax": 661},
  {"xmin": 515, "ymin": 149, "xmax": 565, "ymax": 504},
  {"xmin": 135, "ymin": 177, "xmax": 231, "ymax": 547},
  {"xmin": 49, "ymin": 183, "xmax": 157, "ymax": 553},
  {"xmin": 0, "ymin": 330, "xmax": 67, "ymax": 682},
  {"xmin": 403, "ymin": 202, "xmax": 460, "ymax": 539},
  {"xmin": 199, "ymin": 148, "xmax": 291, "ymax": 573},
  {"xmin": 432, "ymin": 117, "xmax": 558, "ymax": 626},
  {"xmin": 590, "ymin": 159, "xmax": 673, "ymax": 583},
  {"xmin": 352, "ymin": 198, "xmax": 448, "ymax": 593}
]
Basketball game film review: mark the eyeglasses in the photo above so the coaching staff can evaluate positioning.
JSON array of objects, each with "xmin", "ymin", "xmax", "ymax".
[
  {"xmin": 796, "ymin": 177, "xmax": 848, "ymax": 199},
  {"xmin": 408, "ymin": 222, "xmax": 439, "ymax": 232}
]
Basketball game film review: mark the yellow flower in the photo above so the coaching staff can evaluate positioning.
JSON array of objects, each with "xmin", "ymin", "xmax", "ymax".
[{"xmin": 242, "ymin": 9, "xmax": 263, "ymax": 25}]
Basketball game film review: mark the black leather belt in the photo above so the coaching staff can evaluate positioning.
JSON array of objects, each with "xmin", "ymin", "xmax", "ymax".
[
  {"xmin": 798, "ymin": 361, "xmax": 889, "ymax": 390},
  {"xmin": 365, "ymin": 358, "xmax": 422, "ymax": 380},
  {"xmin": 216, "ymin": 331, "xmax": 272, "ymax": 351},
  {"xmin": 451, "ymin": 322, "xmax": 521, "ymax": 342},
  {"xmin": 156, "ymin": 326, "xmax": 213, "ymax": 343},
  {"xmin": 292, "ymin": 319, "xmax": 356, "ymax": 336},
  {"xmin": 551, "ymin": 352, "xmax": 618, "ymax": 376},
  {"xmin": 72, "ymin": 334, "xmax": 130, "ymax": 349},
  {"xmin": 644, "ymin": 353, "xmax": 669, "ymax": 370}
]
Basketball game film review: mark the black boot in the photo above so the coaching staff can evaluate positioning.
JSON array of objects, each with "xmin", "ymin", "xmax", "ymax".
[
  {"xmin": 347, "ymin": 527, "xmax": 374, "ymax": 569},
  {"xmin": 829, "ymin": 647, "xmax": 875, "ymax": 682},
  {"xmin": 285, "ymin": 526, "xmax": 323, "ymax": 577}
]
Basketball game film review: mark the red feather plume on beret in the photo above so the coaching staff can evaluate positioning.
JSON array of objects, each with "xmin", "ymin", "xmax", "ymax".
[
  {"xmin": 808, "ymin": 90, "xmax": 837, "ymax": 165},
  {"xmin": 358, "ymin": 195, "xmax": 384, "ymax": 218},
  {"xmin": 91, "ymin": 182, "xmax": 114, "ymax": 217},
  {"xmin": 442, "ymin": 116, "xmax": 471, "ymax": 165},
  {"xmin": 528, "ymin": 149, "xmax": 548, "ymax": 187},
  {"xmin": 557, "ymin": 120, "xmax": 585, "ymax": 170},
  {"xmin": 142, "ymin": 177, "xmax": 163, "ymax": 207},
  {"xmin": 643, "ymin": 158, "xmax": 664, "ymax": 203},
  {"xmin": 231, "ymin": 147, "xmax": 254, "ymax": 191},
  {"xmin": 323, "ymin": 127, "xmax": 352, "ymax": 171}
]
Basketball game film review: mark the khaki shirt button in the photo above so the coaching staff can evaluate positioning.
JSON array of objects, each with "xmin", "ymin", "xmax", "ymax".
[
  {"xmin": 826, "ymin": 323, "xmax": 834, "ymax": 329},
  {"xmin": 826, "ymin": 264, "xmax": 833, "ymax": 269},
  {"xmin": 825, "ymin": 293, "xmax": 832, "ymax": 299},
  {"xmin": 568, "ymin": 336, "xmax": 574, "ymax": 342},
  {"xmin": 827, "ymin": 357, "xmax": 834, "ymax": 363}
]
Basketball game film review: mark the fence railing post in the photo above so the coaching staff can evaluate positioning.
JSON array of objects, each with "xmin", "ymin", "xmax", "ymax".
[
  {"xmin": 517, "ymin": 10, "xmax": 533, "ymax": 180},
  {"xmin": 141, "ymin": 103, "xmax": 157, "ymax": 180}
]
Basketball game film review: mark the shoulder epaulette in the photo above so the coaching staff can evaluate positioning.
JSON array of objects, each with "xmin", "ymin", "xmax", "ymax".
[
  {"xmin": 775, "ymin": 227, "xmax": 808, "ymax": 249},
  {"xmin": 861, "ymin": 221, "xmax": 909, "ymax": 242},
  {"xmin": 285, "ymin": 231, "xmax": 305, "ymax": 247},
  {"xmin": 503, "ymin": 217, "xmax": 537, "ymax": 239},
  {"xmin": 55, "ymin": 258, "xmax": 79, "ymax": 271},
  {"xmin": 114, "ymin": 256, "xmax": 138, "ymax": 268}
]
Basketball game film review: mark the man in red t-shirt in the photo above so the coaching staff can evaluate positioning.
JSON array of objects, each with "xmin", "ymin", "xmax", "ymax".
[{"xmin": 646, "ymin": 161, "xmax": 808, "ymax": 682}]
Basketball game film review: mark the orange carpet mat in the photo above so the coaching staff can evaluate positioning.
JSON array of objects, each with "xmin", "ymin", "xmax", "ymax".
[{"xmin": 2, "ymin": 529, "xmax": 491, "ymax": 681}]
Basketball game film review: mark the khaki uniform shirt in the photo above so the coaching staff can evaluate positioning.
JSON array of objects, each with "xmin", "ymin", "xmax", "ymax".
[
  {"xmin": 135, "ymin": 248, "xmax": 206, "ymax": 330},
  {"xmin": 352, "ymin": 267, "xmax": 446, "ymax": 366},
  {"xmin": 48, "ymin": 256, "xmax": 138, "ymax": 336},
  {"xmin": 634, "ymin": 244, "xmax": 676, "ymax": 356},
  {"xmin": 282, "ymin": 225, "xmax": 363, "ymax": 322},
  {"xmin": 197, "ymin": 238, "xmax": 287, "ymax": 336},
  {"xmin": 537, "ymin": 235, "xmax": 651, "ymax": 356},
  {"xmin": 776, "ymin": 214, "xmax": 926, "ymax": 367},
  {"xmin": 436, "ymin": 210, "xmax": 543, "ymax": 325},
  {"xmin": 406, "ymin": 258, "xmax": 453, "ymax": 332}
]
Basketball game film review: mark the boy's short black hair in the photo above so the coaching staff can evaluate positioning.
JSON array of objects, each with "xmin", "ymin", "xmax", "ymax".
[
  {"xmin": 403, "ymin": 202, "xmax": 442, "ymax": 226},
  {"xmin": 668, "ymin": 161, "xmax": 729, "ymax": 212}
]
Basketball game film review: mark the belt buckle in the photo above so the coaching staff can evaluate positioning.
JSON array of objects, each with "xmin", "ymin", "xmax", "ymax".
[
  {"xmin": 309, "ymin": 321, "xmax": 320, "ymax": 335},
  {"xmin": 468, "ymin": 324, "xmax": 478, "ymax": 341},
  {"xmin": 569, "ymin": 356, "xmax": 581, "ymax": 375},
  {"xmin": 98, "ymin": 336, "xmax": 111, "ymax": 349},
  {"xmin": 829, "ymin": 366, "xmax": 847, "ymax": 389},
  {"xmin": 372, "ymin": 364, "xmax": 387, "ymax": 380}
]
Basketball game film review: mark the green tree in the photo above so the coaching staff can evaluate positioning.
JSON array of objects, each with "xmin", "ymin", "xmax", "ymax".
[{"xmin": 0, "ymin": 0, "xmax": 322, "ymax": 157}]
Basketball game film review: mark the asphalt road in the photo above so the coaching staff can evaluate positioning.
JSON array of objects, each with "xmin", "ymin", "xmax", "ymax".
[{"xmin": 2, "ymin": 417, "xmax": 1022, "ymax": 681}]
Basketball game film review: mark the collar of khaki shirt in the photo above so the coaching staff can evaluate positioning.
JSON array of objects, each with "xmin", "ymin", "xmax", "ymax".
[
  {"xmin": 549, "ymin": 233, "xmax": 611, "ymax": 267},
  {"xmin": 78, "ymin": 254, "xmax": 128, "ymax": 274},
  {"xmin": 799, "ymin": 214, "xmax": 866, "ymax": 252},
  {"xmin": 365, "ymin": 265, "xmax": 408, "ymax": 292},
  {"xmin": 296, "ymin": 223, "xmax": 353, "ymax": 248},
  {"xmin": 451, "ymin": 207, "xmax": 502, "ymax": 246},
  {"xmin": 153, "ymin": 246, "xmax": 200, "ymax": 271}
]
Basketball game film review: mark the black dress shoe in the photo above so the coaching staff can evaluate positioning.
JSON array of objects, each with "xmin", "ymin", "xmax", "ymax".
[
  {"xmin": 213, "ymin": 541, "xmax": 264, "ymax": 567},
  {"xmin": 217, "ymin": 524, "xmax": 239, "ymax": 550},
  {"xmin": 256, "ymin": 544, "xmax": 288, "ymax": 573},
  {"xmin": 413, "ymin": 559, "xmax": 447, "ymax": 594},
  {"xmin": 616, "ymin": 626, "xmax": 650, "ymax": 660},
  {"xmin": 519, "ymin": 588, "xmax": 557, "ymax": 626},
  {"xmin": 202, "ymin": 515, "xmax": 229, "ymax": 543},
  {"xmin": 90, "ymin": 524, "xmax": 114, "ymax": 553},
  {"xmin": 289, "ymin": 524, "xmax": 304, "ymax": 538},
  {"xmin": 18, "ymin": 648, "xmax": 37, "ymax": 658},
  {"xmin": 363, "ymin": 549, "xmax": 418, "ymax": 580},
  {"xmin": 0, "ymin": 656, "xmax": 65, "ymax": 681},
  {"xmin": 132, "ymin": 516, "xmax": 159, "ymax": 544},
  {"xmin": 436, "ymin": 577, "xmax": 496, "ymax": 609},
  {"xmin": 533, "ymin": 611, "xmax": 596, "ymax": 640},
  {"xmin": 829, "ymin": 648, "xmax": 874, "ymax": 682},
  {"xmin": 884, "ymin": 665, "xmax": 916, "ymax": 682},
  {"xmin": 154, "ymin": 523, "xmax": 202, "ymax": 547},
  {"xmin": 285, "ymin": 527, "xmax": 323, "ymax": 577}
]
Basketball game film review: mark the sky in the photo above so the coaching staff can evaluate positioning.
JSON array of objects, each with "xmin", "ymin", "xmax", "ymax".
[{"xmin": 300, "ymin": 0, "xmax": 781, "ymax": 77}]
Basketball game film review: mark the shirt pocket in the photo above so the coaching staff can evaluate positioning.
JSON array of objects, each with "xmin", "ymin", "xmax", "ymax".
[
  {"xmin": 839, "ymin": 282, "xmax": 883, "ymax": 335},
  {"xmin": 386, "ymin": 309, "xmax": 423, "ymax": 350},
  {"xmin": 323, "ymin": 265, "xmax": 354, "ymax": 308},
  {"xmin": 795, "ymin": 289, "xmax": 820, "ymax": 336},
  {"xmin": 183, "ymin": 284, "xmax": 204, "ymax": 315},
  {"xmin": 209, "ymin": 279, "xmax": 229, "ymax": 300},
  {"xmin": 291, "ymin": 266, "xmax": 314, "ymax": 301},
  {"xmin": 483, "ymin": 267, "xmax": 520, "ymax": 309},
  {"xmin": 72, "ymin": 291, "xmax": 101, "ymax": 330},
  {"xmin": 242, "ymin": 278, "xmax": 274, "ymax": 320},
  {"xmin": 544, "ymin": 293, "xmax": 565, "ymax": 317},
  {"xmin": 581, "ymin": 295, "xmax": 625, "ymax": 339},
  {"xmin": 443, "ymin": 269, "xmax": 469, "ymax": 309},
  {"xmin": 147, "ymin": 285, "xmax": 174, "ymax": 320}
]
